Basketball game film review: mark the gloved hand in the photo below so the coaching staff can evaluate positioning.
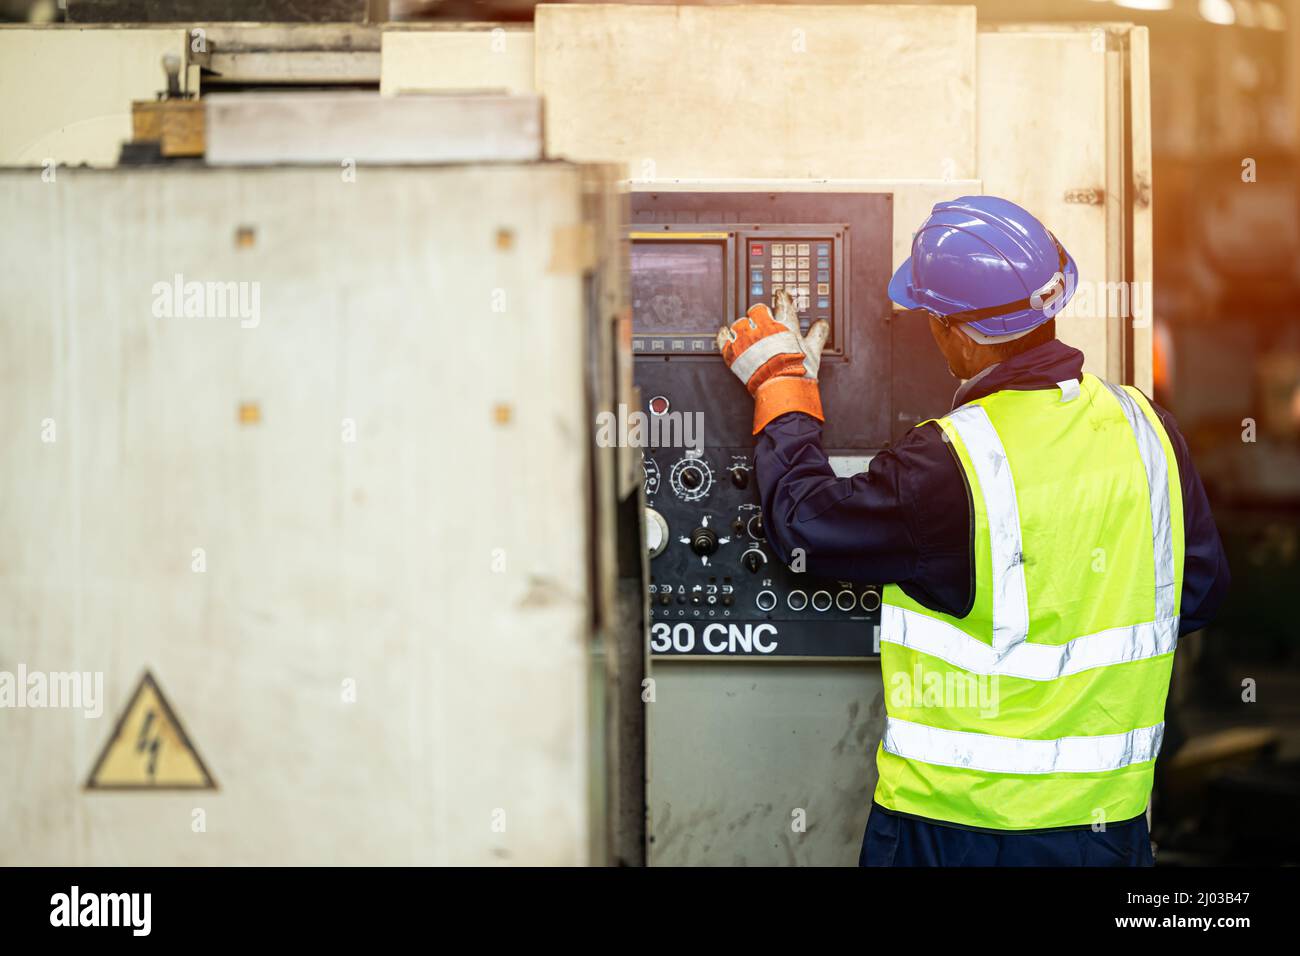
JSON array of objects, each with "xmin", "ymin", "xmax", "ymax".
[{"xmin": 717, "ymin": 288, "xmax": 830, "ymax": 435}]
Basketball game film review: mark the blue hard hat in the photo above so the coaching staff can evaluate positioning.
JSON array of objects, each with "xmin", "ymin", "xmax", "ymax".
[{"xmin": 888, "ymin": 195, "xmax": 1079, "ymax": 339}]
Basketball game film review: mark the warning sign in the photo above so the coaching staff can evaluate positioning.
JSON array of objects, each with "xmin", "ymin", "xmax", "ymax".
[{"xmin": 85, "ymin": 671, "xmax": 217, "ymax": 791}]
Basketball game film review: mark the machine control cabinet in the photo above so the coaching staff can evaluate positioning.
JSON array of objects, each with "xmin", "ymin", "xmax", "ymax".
[{"xmin": 630, "ymin": 192, "xmax": 905, "ymax": 660}]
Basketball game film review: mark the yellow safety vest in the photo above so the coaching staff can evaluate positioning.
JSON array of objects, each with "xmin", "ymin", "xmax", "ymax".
[{"xmin": 877, "ymin": 374, "xmax": 1184, "ymax": 830}]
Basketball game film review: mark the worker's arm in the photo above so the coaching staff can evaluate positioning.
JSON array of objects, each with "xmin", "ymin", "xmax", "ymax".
[
  {"xmin": 716, "ymin": 290, "xmax": 974, "ymax": 615},
  {"xmin": 1150, "ymin": 402, "xmax": 1231, "ymax": 635},
  {"xmin": 753, "ymin": 411, "xmax": 975, "ymax": 617}
]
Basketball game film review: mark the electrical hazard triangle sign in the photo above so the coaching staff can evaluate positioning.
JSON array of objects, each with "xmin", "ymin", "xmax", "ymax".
[{"xmin": 85, "ymin": 671, "xmax": 217, "ymax": 790}]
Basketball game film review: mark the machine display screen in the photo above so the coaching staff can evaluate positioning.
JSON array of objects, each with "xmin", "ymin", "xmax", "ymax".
[{"xmin": 631, "ymin": 241, "xmax": 727, "ymax": 335}]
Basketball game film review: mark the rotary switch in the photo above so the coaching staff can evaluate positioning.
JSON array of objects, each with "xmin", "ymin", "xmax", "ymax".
[
  {"xmin": 669, "ymin": 456, "xmax": 713, "ymax": 502},
  {"xmin": 689, "ymin": 526, "xmax": 720, "ymax": 557}
]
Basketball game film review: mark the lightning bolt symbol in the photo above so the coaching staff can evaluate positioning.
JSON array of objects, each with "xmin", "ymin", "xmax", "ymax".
[{"xmin": 136, "ymin": 710, "xmax": 163, "ymax": 780}]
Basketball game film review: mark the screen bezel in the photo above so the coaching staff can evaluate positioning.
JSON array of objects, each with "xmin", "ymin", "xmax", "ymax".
[
  {"xmin": 628, "ymin": 229, "xmax": 737, "ymax": 357},
  {"xmin": 629, "ymin": 231, "xmax": 734, "ymax": 353}
]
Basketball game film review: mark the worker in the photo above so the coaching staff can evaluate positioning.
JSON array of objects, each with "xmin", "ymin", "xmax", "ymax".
[{"xmin": 717, "ymin": 196, "xmax": 1230, "ymax": 867}]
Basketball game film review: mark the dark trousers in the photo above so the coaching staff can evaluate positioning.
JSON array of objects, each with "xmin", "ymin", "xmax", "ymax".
[{"xmin": 860, "ymin": 804, "xmax": 1155, "ymax": 867}]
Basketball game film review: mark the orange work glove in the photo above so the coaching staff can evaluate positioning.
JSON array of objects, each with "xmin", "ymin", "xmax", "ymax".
[{"xmin": 717, "ymin": 289, "xmax": 830, "ymax": 435}]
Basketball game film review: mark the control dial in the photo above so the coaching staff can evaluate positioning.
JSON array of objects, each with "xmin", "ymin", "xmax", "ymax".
[{"xmin": 669, "ymin": 456, "xmax": 714, "ymax": 501}]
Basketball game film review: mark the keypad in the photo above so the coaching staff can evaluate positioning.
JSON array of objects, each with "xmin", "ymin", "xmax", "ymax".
[{"xmin": 745, "ymin": 238, "xmax": 835, "ymax": 329}]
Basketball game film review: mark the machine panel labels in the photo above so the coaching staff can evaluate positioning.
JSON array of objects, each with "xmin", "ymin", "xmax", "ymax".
[{"xmin": 650, "ymin": 620, "xmax": 881, "ymax": 659}]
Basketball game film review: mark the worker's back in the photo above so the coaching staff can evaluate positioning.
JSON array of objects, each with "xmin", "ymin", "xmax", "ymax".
[
  {"xmin": 730, "ymin": 196, "xmax": 1227, "ymax": 864},
  {"xmin": 877, "ymin": 373, "xmax": 1182, "ymax": 831}
]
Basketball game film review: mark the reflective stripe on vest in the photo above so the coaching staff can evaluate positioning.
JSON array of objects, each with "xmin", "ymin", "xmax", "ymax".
[
  {"xmin": 880, "ymin": 381, "xmax": 1179, "ymax": 777},
  {"xmin": 1104, "ymin": 382, "xmax": 1178, "ymax": 622},
  {"xmin": 942, "ymin": 404, "xmax": 1030, "ymax": 656},
  {"xmin": 880, "ymin": 607, "xmax": 1178, "ymax": 681},
  {"xmin": 883, "ymin": 716, "xmax": 1164, "ymax": 775}
]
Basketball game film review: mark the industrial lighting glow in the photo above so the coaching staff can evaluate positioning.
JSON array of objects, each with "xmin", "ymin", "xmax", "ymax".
[
  {"xmin": 1258, "ymin": 1, "xmax": 1287, "ymax": 30},
  {"xmin": 1114, "ymin": 0, "xmax": 1174, "ymax": 10},
  {"xmin": 1199, "ymin": 0, "xmax": 1237, "ymax": 24}
]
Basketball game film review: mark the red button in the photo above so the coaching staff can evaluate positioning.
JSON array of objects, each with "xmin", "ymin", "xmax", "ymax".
[
  {"xmin": 751, "ymin": 243, "xmax": 764, "ymax": 256},
  {"xmin": 649, "ymin": 396, "xmax": 670, "ymax": 416}
]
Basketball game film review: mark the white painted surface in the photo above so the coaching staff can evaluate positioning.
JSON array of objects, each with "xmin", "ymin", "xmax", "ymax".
[
  {"xmin": 0, "ymin": 27, "xmax": 190, "ymax": 167},
  {"xmin": 977, "ymin": 28, "xmax": 1137, "ymax": 383},
  {"xmin": 381, "ymin": 28, "xmax": 535, "ymax": 96},
  {"xmin": 535, "ymin": 4, "xmax": 977, "ymax": 182},
  {"xmin": 205, "ymin": 92, "xmax": 543, "ymax": 165},
  {"xmin": 0, "ymin": 164, "xmax": 610, "ymax": 865},
  {"xmin": 648, "ymin": 662, "xmax": 881, "ymax": 866}
]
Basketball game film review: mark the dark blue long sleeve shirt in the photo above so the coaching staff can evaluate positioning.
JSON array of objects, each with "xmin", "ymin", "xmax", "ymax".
[{"xmin": 755, "ymin": 340, "xmax": 1229, "ymax": 635}]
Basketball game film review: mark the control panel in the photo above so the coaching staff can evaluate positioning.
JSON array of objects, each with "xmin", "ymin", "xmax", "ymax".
[
  {"xmin": 631, "ymin": 191, "xmax": 899, "ymax": 660},
  {"xmin": 642, "ymin": 444, "xmax": 883, "ymax": 658}
]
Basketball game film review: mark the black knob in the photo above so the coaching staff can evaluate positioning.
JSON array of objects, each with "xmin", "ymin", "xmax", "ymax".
[
  {"xmin": 689, "ymin": 526, "xmax": 719, "ymax": 556},
  {"xmin": 680, "ymin": 467, "xmax": 703, "ymax": 490},
  {"xmin": 742, "ymin": 550, "xmax": 765, "ymax": 573},
  {"xmin": 730, "ymin": 467, "xmax": 750, "ymax": 489}
]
